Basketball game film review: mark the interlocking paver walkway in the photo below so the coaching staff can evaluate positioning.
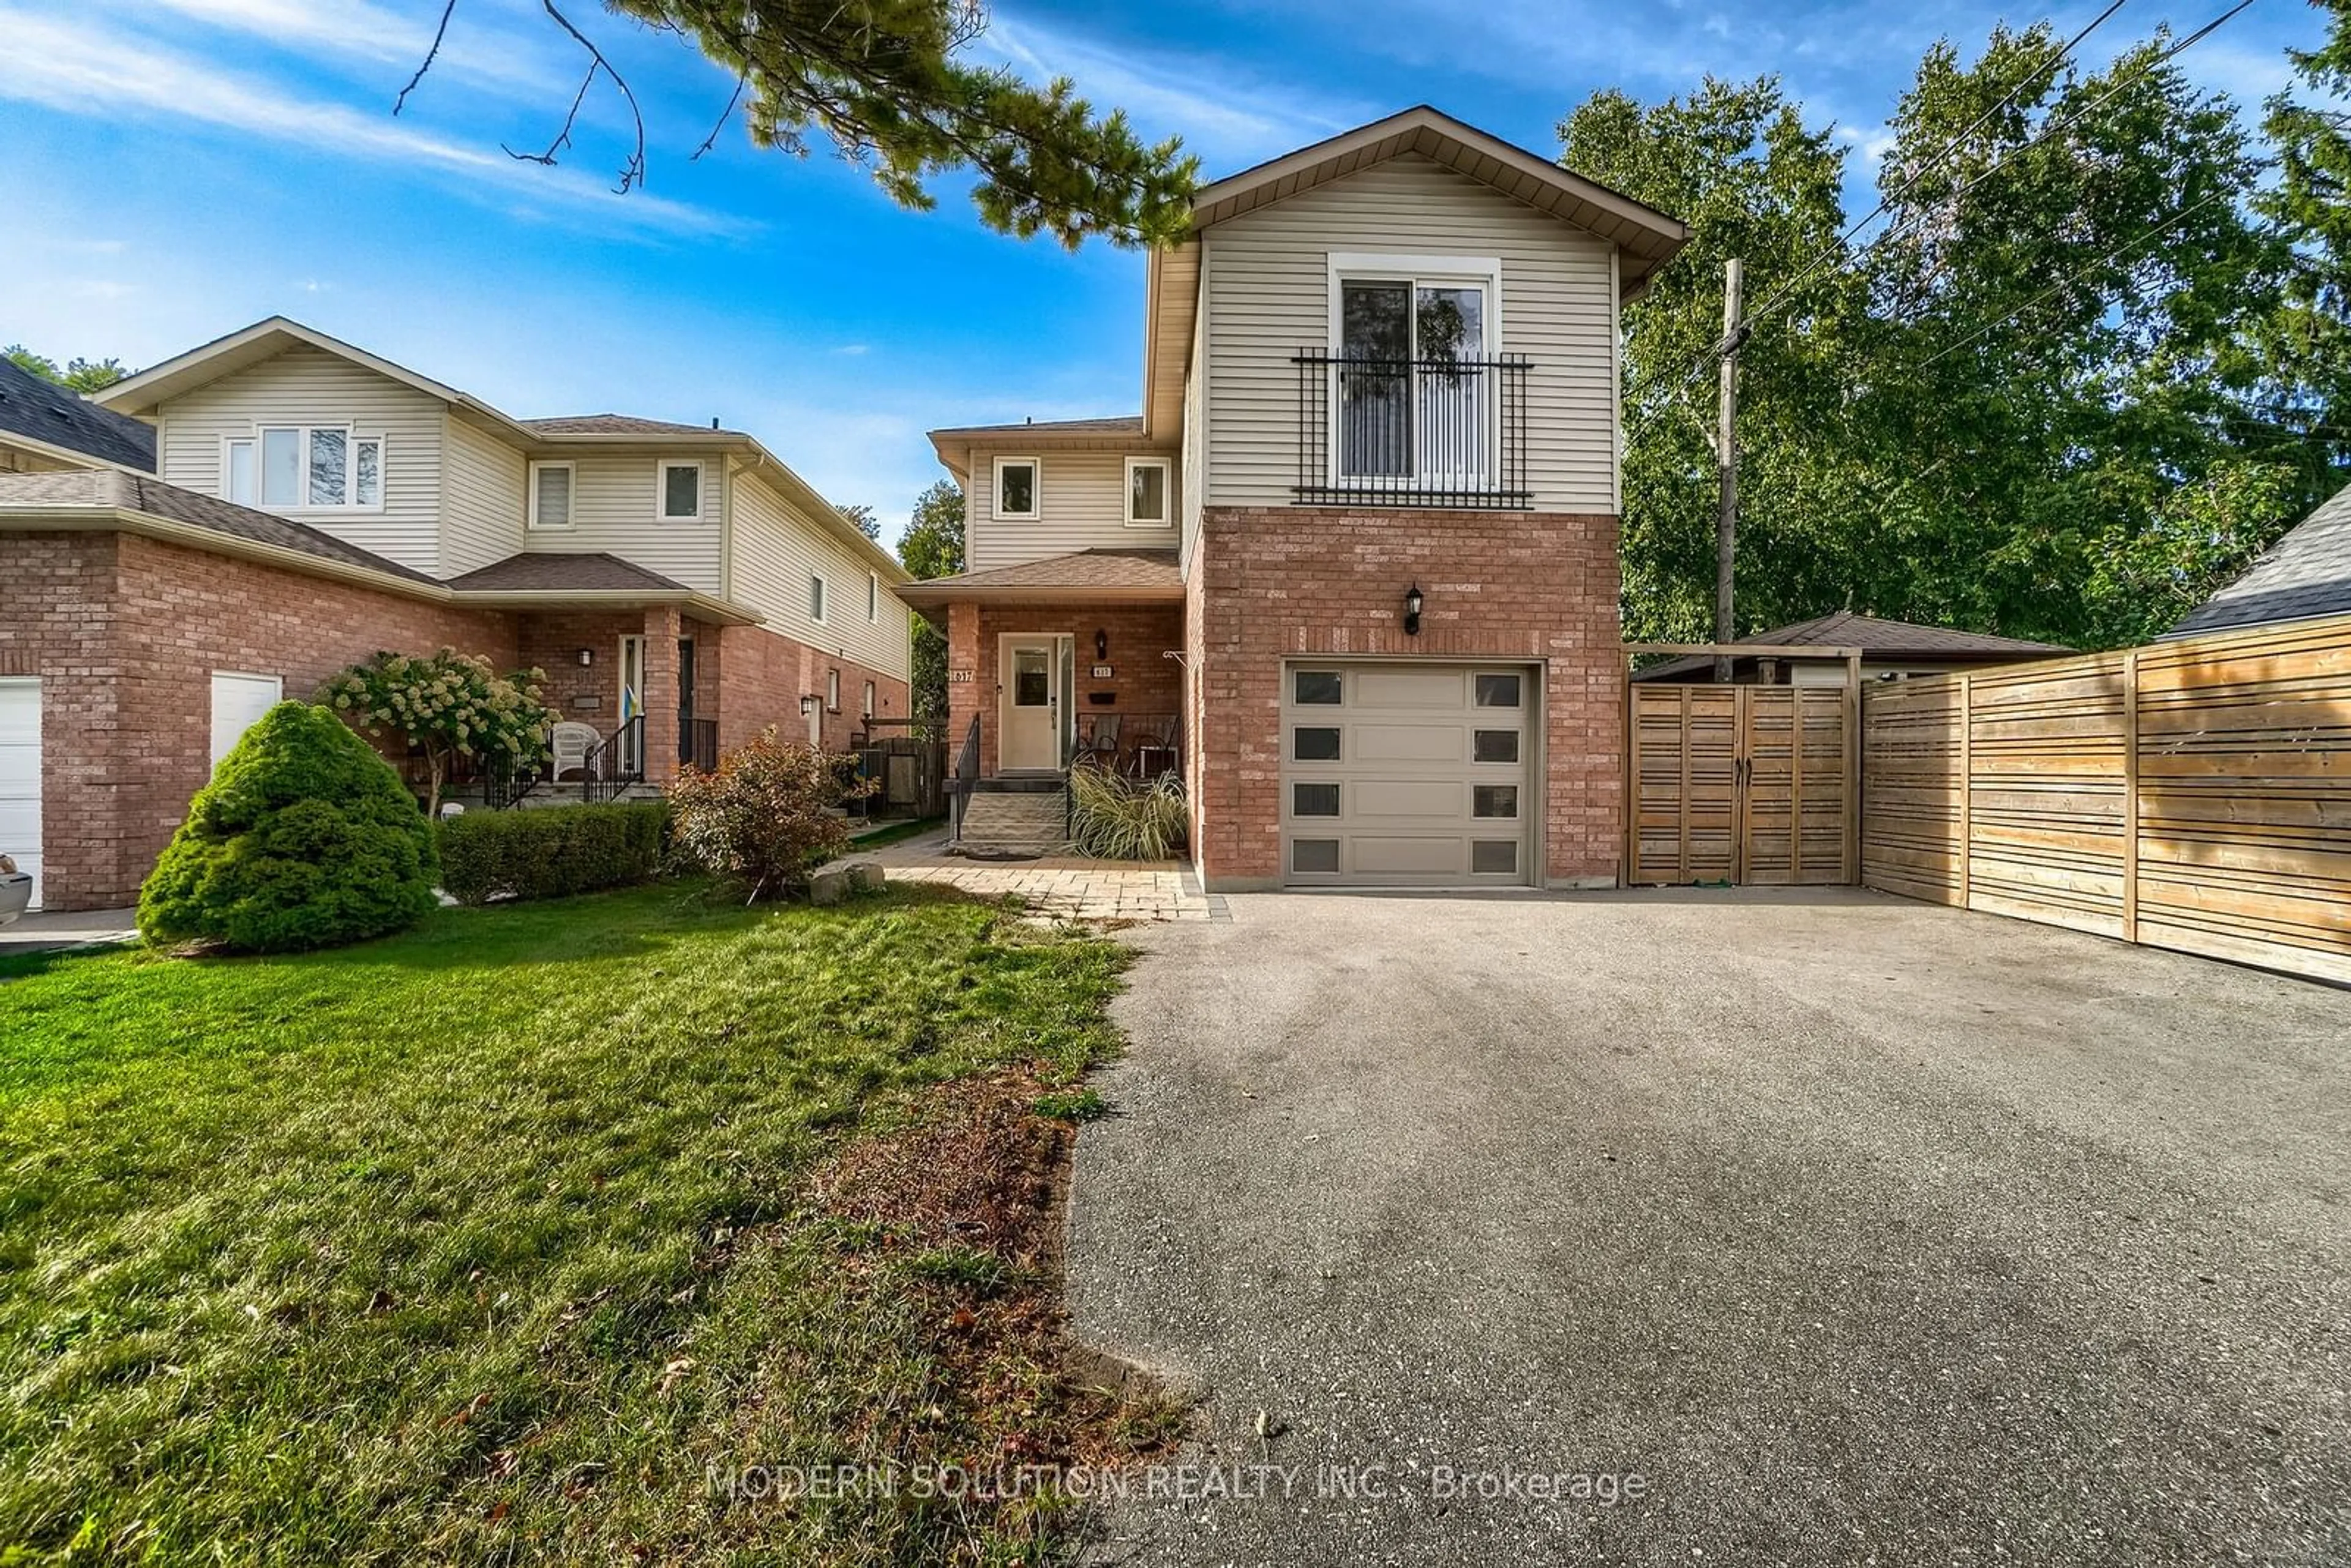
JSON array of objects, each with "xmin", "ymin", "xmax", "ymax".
[{"xmin": 858, "ymin": 830, "xmax": 1212, "ymax": 921}]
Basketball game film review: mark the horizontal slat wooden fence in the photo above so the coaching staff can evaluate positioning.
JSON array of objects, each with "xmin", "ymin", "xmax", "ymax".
[{"xmin": 1861, "ymin": 613, "xmax": 2351, "ymax": 985}]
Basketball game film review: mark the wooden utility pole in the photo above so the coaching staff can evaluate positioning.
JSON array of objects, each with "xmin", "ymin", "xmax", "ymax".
[{"xmin": 1713, "ymin": 258, "xmax": 1744, "ymax": 684}]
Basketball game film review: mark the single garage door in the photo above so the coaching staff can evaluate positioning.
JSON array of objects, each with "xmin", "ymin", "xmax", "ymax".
[
  {"xmin": 0, "ymin": 678, "xmax": 40, "ymax": 909},
  {"xmin": 1281, "ymin": 661, "xmax": 1537, "ymax": 887}
]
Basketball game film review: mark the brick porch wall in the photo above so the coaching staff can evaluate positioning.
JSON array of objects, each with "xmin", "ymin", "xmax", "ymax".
[
  {"xmin": 4, "ymin": 531, "xmax": 519, "ymax": 910},
  {"xmin": 943, "ymin": 601, "xmax": 1185, "ymax": 778},
  {"xmin": 1193, "ymin": 505, "xmax": 1624, "ymax": 890},
  {"xmin": 709, "ymin": 623, "xmax": 910, "ymax": 756}
]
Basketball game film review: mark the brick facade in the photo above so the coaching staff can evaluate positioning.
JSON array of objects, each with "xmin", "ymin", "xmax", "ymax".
[
  {"xmin": 943, "ymin": 601, "xmax": 1185, "ymax": 778},
  {"xmin": 2, "ymin": 531, "xmax": 910, "ymax": 910},
  {"xmin": 1190, "ymin": 505, "xmax": 1624, "ymax": 890}
]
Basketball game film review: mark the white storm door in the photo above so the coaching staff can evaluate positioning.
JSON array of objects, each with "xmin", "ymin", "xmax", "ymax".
[
  {"xmin": 209, "ymin": 672, "xmax": 284, "ymax": 767},
  {"xmin": 1000, "ymin": 636, "xmax": 1062, "ymax": 772},
  {"xmin": 0, "ymin": 678, "xmax": 40, "ymax": 909}
]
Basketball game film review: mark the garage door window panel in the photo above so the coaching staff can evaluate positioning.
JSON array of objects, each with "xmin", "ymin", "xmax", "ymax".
[
  {"xmin": 1292, "ymin": 839, "xmax": 1341, "ymax": 874},
  {"xmin": 1472, "ymin": 841, "xmax": 1518, "ymax": 874},
  {"xmin": 1472, "ymin": 729, "xmax": 1520, "ymax": 763},
  {"xmin": 1293, "ymin": 782, "xmax": 1341, "ymax": 817},
  {"xmin": 1294, "ymin": 671, "xmax": 1343, "ymax": 705},
  {"xmin": 1292, "ymin": 727, "xmax": 1342, "ymax": 762},
  {"xmin": 1473, "ymin": 784, "xmax": 1518, "ymax": 819},
  {"xmin": 1475, "ymin": 673, "xmax": 1522, "ymax": 708}
]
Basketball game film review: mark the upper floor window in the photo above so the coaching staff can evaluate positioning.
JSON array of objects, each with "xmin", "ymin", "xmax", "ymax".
[
  {"xmin": 527, "ymin": 461, "xmax": 574, "ymax": 530},
  {"xmin": 994, "ymin": 456, "xmax": 1038, "ymax": 520},
  {"xmin": 227, "ymin": 426, "xmax": 382, "ymax": 509},
  {"xmin": 866, "ymin": 572, "xmax": 879, "ymax": 621},
  {"xmin": 809, "ymin": 573, "xmax": 827, "ymax": 623},
  {"xmin": 1125, "ymin": 457, "xmax": 1171, "ymax": 527},
  {"xmin": 658, "ymin": 459, "xmax": 704, "ymax": 522},
  {"xmin": 1323, "ymin": 255, "xmax": 1506, "ymax": 496}
]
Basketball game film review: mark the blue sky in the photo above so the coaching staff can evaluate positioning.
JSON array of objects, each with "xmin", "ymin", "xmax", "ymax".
[{"xmin": 0, "ymin": 0, "xmax": 2328, "ymax": 541}]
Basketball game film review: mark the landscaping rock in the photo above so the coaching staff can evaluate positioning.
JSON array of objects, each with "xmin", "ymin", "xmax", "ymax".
[
  {"xmin": 808, "ymin": 865, "xmax": 853, "ymax": 906},
  {"xmin": 845, "ymin": 860, "xmax": 886, "ymax": 893}
]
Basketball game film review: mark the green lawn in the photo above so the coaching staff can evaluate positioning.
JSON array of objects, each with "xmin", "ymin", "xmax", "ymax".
[{"xmin": 0, "ymin": 883, "xmax": 1141, "ymax": 1565}]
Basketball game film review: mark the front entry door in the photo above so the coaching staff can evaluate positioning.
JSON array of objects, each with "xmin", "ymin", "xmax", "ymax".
[{"xmin": 1000, "ymin": 636, "xmax": 1062, "ymax": 771}]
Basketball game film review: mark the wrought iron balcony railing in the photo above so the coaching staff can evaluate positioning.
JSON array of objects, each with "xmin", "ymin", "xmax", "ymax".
[{"xmin": 1292, "ymin": 351, "xmax": 1533, "ymax": 509}]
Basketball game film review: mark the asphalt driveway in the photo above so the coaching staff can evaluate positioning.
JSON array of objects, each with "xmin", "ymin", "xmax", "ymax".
[{"xmin": 1068, "ymin": 888, "xmax": 2351, "ymax": 1566}]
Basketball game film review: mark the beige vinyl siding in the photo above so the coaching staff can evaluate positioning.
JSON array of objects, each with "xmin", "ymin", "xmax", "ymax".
[
  {"xmin": 1179, "ymin": 301, "xmax": 1207, "ymax": 574},
  {"xmin": 966, "ymin": 446, "xmax": 1180, "ymax": 571},
  {"xmin": 727, "ymin": 467, "xmax": 911, "ymax": 680},
  {"xmin": 1200, "ymin": 153, "xmax": 1620, "ymax": 513},
  {"xmin": 155, "ymin": 344, "xmax": 447, "ymax": 572},
  {"xmin": 440, "ymin": 415, "xmax": 526, "ymax": 575},
  {"xmin": 521, "ymin": 449, "xmax": 724, "ymax": 591}
]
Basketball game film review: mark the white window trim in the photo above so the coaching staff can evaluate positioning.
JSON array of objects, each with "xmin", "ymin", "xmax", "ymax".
[
  {"xmin": 994, "ymin": 455, "xmax": 1040, "ymax": 521},
  {"xmin": 656, "ymin": 458, "xmax": 706, "ymax": 523},
  {"xmin": 527, "ymin": 460, "xmax": 576, "ymax": 530},
  {"xmin": 862, "ymin": 679, "xmax": 877, "ymax": 717},
  {"xmin": 827, "ymin": 668, "xmax": 842, "ymax": 713},
  {"xmin": 1322, "ymin": 253, "xmax": 1504, "ymax": 491},
  {"xmin": 228, "ymin": 426, "xmax": 386, "ymax": 512},
  {"xmin": 809, "ymin": 572, "xmax": 828, "ymax": 625},
  {"xmin": 1123, "ymin": 455, "xmax": 1173, "ymax": 528},
  {"xmin": 867, "ymin": 571, "xmax": 880, "ymax": 622}
]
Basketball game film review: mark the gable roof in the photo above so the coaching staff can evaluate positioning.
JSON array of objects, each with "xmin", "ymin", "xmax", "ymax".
[
  {"xmin": 0, "ymin": 357, "xmax": 157, "ymax": 471},
  {"xmin": 91, "ymin": 316, "xmax": 538, "ymax": 443},
  {"xmin": 1632, "ymin": 612, "xmax": 2070, "ymax": 681},
  {"xmin": 2169, "ymin": 481, "xmax": 2351, "ymax": 637},
  {"xmin": 1191, "ymin": 105, "xmax": 1689, "ymax": 288}
]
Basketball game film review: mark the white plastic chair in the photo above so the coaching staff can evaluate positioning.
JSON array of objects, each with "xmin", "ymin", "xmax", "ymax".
[{"xmin": 550, "ymin": 721, "xmax": 599, "ymax": 781}]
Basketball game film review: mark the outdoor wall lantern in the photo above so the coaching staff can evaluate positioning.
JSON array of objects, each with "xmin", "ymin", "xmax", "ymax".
[
  {"xmin": 576, "ymin": 648, "xmax": 594, "ymax": 667},
  {"xmin": 799, "ymin": 694, "xmax": 819, "ymax": 716},
  {"xmin": 1095, "ymin": 628, "xmax": 1110, "ymax": 660},
  {"xmin": 1403, "ymin": 584, "xmax": 1425, "ymax": 637}
]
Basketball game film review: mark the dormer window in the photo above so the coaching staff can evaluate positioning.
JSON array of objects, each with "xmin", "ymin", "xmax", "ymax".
[
  {"xmin": 995, "ymin": 457, "xmax": 1038, "ymax": 520},
  {"xmin": 658, "ymin": 459, "xmax": 704, "ymax": 522},
  {"xmin": 225, "ymin": 427, "xmax": 382, "ymax": 509}
]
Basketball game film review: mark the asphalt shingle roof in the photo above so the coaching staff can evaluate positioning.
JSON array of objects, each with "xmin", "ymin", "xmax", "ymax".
[
  {"xmin": 0, "ymin": 468, "xmax": 430, "ymax": 580},
  {"xmin": 2170, "ymin": 481, "xmax": 2351, "ymax": 637},
  {"xmin": 1633, "ymin": 611, "xmax": 2069, "ymax": 681},
  {"xmin": 441, "ymin": 552, "xmax": 694, "ymax": 593},
  {"xmin": 0, "ymin": 358, "xmax": 157, "ymax": 470},
  {"xmin": 902, "ymin": 548, "xmax": 1180, "ymax": 593},
  {"xmin": 525, "ymin": 415, "xmax": 737, "ymax": 437}
]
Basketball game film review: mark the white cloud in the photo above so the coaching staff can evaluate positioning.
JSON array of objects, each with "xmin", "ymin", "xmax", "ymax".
[
  {"xmin": 137, "ymin": 0, "xmax": 568, "ymax": 96},
  {"xmin": 983, "ymin": 12, "xmax": 1371, "ymax": 168},
  {"xmin": 0, "ymin": 7, "xmax": 736, "ymax": 236}
]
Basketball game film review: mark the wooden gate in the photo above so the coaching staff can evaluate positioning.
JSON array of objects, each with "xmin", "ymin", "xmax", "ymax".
[{"xmin": 1628, "ymin": 685, "xmax": 1856, "ymax": 885}]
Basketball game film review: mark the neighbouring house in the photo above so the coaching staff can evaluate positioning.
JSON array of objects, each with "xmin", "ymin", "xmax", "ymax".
[
  {"xmin": 2167, "ymin": 479, "xmax": 2351, "ymax": 638},
  {"xmin": 904, "ymin": 105, "xmax": 1691, "ymax": 888},
  {"xmin": 0, "ymin": 318, "xmax": 912, "ymax": 911},
  {"xmin": 0, "ymin": 354, "xmax": 156, "ymax": 474},
  {"xmin": 1629, "ymin": 611, "xmax": 2071, "ymax": 686}
]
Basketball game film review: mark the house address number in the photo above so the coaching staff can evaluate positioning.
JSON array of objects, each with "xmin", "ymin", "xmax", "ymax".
[{"xmin": 948, "ymin": 669, "xmax": 975, "ymax": 683}]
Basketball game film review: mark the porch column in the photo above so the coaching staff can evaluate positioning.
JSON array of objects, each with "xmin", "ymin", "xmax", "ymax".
[
  {"xmin": 945, "ymin": 602, "xmax": 989, "ymax": 776},
  {"xmin": 640, "ymin": 605, "xmax": 681, "ymax": 782}
]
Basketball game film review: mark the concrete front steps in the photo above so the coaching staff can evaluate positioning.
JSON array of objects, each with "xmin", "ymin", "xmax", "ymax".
[{"xmin": 956, "ymin": 781, "xmax": 1069, "ymax": 858}]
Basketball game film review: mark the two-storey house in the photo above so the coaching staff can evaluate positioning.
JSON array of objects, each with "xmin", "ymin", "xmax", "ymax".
[
  {"xmin": 0, "ymin": 318, "xmax": 912, "ymax": 910},
  {"xmin": 905, "ymin": 107, "xmax": 1689, "ymax": 889}
]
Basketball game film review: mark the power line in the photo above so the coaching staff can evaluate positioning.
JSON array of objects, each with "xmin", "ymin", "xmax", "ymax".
[
  {"xmin": 1913, "ymin": 189, "xmax": 2230, "ymax": 369},
  {"xmin": 1624, "ymin": 0, "xmax": 2263, "ymax": 443},
  {"xmin": 1736, "ymin": 0, "xmax": 2133, "ymax": 334}
]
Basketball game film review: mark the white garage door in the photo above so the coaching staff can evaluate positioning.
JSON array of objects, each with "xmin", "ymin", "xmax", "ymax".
[
  {"xmin": 0, "ymin": 678, "xmax": 40, "ymax": 909},
  {"xmin": 211, "ymin": 672, "xmax": 284, "ymax": 767},
  {"xmin": 1280, "ymin": 661, "xmax": 1537, "ymax": 887}
]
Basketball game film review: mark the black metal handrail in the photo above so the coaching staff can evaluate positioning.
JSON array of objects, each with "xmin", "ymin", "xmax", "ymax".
[
  {"xmin": 950, "ymin": 713, "xmax": 981, "ymax": 844},
  {"xmin": 583, "ymin": 715, "xmax": 646, "ymax": 805},
  {"xmin": 683, "ymin": 717, "xmax": 719, "ymax": 773},
  {"xmin": 1292, "ymin": 351, "xmax": 1532, "ymax": 508}
]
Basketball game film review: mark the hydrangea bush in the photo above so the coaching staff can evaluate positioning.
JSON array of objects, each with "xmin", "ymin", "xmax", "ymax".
[{"xmin": 320, "ymin": 648, "xmax": 552, "ymax": 816}]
